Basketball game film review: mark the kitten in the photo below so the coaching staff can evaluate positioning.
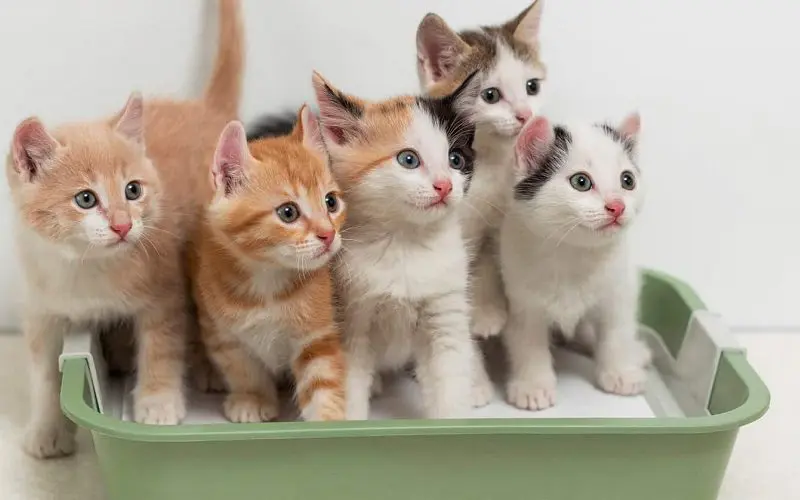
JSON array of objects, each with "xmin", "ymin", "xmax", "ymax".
[
  {"xmin": 189, "ymin": 108, "xmax": 347, "ymax": 423},
  {"xmin": 416, "ymin": 0, "xmax": 546, "ymax": 339},
  {"xmin": 310, "ymin": 70, "xmax": 490, "ymax": 420},
  {"xmin": 499, "ymin": 114, "xmax": 652, "ymax": 411},
  {"xmin": 6, "ymin": 0, "xmax": 244, "ymax": 458}
]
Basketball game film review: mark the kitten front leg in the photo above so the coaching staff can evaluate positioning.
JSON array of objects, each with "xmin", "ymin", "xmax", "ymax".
[
  {"xmin": 504, "ymin": 305, "xmax": 557, "ymax": 411},
  {"xmin": 200, "ymin": 316, "xmax": 278, "ymax": 423},
  {"xmin": 22, "ymin": 313, "xmax": 76, "ymax": 458},
  {"xmin": 592, "ymin": 291, "xmax": 651, "ymax": 396},
  {"xmin": 133, "ymin": 298, "xmax": 188, "ymax": 425},
  {"xmin": 291, "ymin": 326, "xmax": 346, "ymax": 422},
  {"xmin": 415, "ymin": 290, "xmax": 473, "ymax": 419},
  {"xmin": 343, "ymin": 303, "xmax": 376, "ymax": 421},
  {"xmin": 469, "ymin": 246, "xmax": 508, "ymax": 339}
]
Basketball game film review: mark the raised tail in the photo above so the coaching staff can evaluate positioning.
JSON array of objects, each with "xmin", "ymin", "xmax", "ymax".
[{"xmin": 204, "ymin": 0, "xmax": 244, "ymax": 117}]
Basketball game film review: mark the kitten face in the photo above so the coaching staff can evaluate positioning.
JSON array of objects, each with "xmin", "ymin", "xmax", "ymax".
[
  {"xmin": 209, "ymin": 110, "xmax": 345, "ymax": 271},
  {"xmin": 513, "ymin": 114, "xmax": 644, "ymax": 247},
  {"xmin": 311, "ymin": 72, "xmax": 478, "ymax": 227},
  {"xmin": 416, "ymin": 1, "xmax": 546, "ymax": 137},
  {"xmin": 7, "ymin": 94, "xmax": 162, "ymax": 258}
]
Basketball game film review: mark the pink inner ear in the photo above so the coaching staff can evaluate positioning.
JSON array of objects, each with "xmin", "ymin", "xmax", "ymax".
[
  {"xmin": 213, "ymin": 121, "xmax": 247, "ymax": 195},
  {"xmin": 115, "ymin": 93, "xmax": 144, "ymax": 144},
  {"xmin": 12, "ymin": 118, "xmax": 58, "ymax": 180},
  {"xmin": 311, "ymin": 73, "xmax": 359, "ymax": 146},
  {"xmin": 300, "ymin": 106, "xmax": 324, "ymax": 152},
  {"xmin": 515, "ymin": 116, "xmax": 553, "ymax": 160},
  {"xmin": 417, "ymin": 15, "xmax": 464, "ymax": 82},
  {"xmin": 618, "ymin": 112, "xmax": 641, "ymax": 140}
]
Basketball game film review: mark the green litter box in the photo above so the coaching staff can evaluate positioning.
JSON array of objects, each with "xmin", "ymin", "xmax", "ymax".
[{"xmin": 58, "ymin": 269, "xmax": 769, "ymax": 500}]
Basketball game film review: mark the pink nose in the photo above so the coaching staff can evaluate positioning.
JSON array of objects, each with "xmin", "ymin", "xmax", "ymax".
[
  {"xmin": 433, "ymin": 179, "xmax": 453, "ymax": 199},
  {"xmin": 515, "ymin": 109, "xmax": 532, "ymax": 125},
  {"xmin": 110, "ymin": 222, "xmax": 132, "ymax": 238},
  {"xmin": 317, "ymin": 229, "xmax": 335, "ymax": 248},
  {"xmin": 605, "ymin": 200, "xmax": 626, "ymax": 218}
]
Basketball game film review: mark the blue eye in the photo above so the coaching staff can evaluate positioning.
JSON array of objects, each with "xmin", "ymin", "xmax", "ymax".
[
  {"xmin": 569, "ymin": 173, "xmax": 593, "ymax": 192},
  {"xmin": 396, "ymin": 149, "xmax": 420, "ymax": 169},
  {"xmin": 125, "ymin": 181, "xmax": 142, "ymax": 200},
  {"xmin": 621, "ymin": 171, "xmax": 636, "ymax": 190},
  {"xmin": 481, "ymin": 87, "xmax": 501, "ymax": 104},
  {"xmin": 449, "ymin": 150, "xmax": 465, "ymax": 170},
  {"xmin": 74, "ymin": 190, "xmax": 98, "ymax": 209},
  {"xmin": 276, "ymin": 202, "xmax": 300, "ymax": 223},
  {"xmin": 526, "ymin": 79, "xmax": 541, "ymax": 96}
]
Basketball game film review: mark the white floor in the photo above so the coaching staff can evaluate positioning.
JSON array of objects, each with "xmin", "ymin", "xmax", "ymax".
[{"xmin": 0, "ymin": 333, "xmax": 796, "ymax": 500}]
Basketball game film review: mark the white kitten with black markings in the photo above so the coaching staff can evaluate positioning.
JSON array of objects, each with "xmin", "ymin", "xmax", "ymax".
[
  {"xmin": 416, "ymin": 0, "xmax": 547, "ymax": 339},
  {"xmin": 499, "ymin": 114, "xmax": 652, "ymax": 411}
]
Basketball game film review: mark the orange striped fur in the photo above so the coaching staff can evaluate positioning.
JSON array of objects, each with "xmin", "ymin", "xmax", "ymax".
[{"xmin": 190, "ymin": 107, "xmax": 347, "ymax": 422}]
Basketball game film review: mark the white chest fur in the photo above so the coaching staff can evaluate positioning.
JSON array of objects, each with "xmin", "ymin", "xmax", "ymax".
[
  {"xmin": 500, "ymin": 215, "xmax": 631, "ymax": 334},
  {"xmin": 338, "ymin": 222, "xmax": 469, "ymax": 301},
  {"xmin": 16, "ymin": 229, "xmax": 138, "ymax": 321}
]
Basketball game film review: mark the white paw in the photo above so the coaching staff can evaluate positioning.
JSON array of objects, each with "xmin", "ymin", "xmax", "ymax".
[
  {"xmin": 23, "ymin": 421, "xmax": 76, "ymax": 459},
  {"xmin": 223, "ymin": 393, "xmax": 279, "ymax": 423},
  {"xmin": 506, "ymin": 376, "xmax": 557, "ymax": 411},
  {"xmin": 472, "ymin": 375, "xmax": 494, "ymax": 408},
  {"xmin": 369, "ymin": 374, "xmax": 384, "ymax": 398},
  {"xmin": 596, "ymin": 366, "xmax": 648, "ymax": 396},
  {"xmin": 471, "ymin": 304, "xmax": 507, "ymax": 339},
  {"xmin": 134, "ymin": 390, "xmax": 186, "ymax": 425}
]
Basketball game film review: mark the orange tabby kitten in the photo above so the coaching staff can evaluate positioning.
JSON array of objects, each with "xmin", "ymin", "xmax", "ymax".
[
  {"xmin": 190, "ymin": 106, "xmax": 347, "ymax": 422},
  {"xmin": 6, "ymin": 0, "xmax": 243, "ymax": 458}
]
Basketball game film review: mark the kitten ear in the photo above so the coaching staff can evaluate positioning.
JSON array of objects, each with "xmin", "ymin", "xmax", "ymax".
[
  {"xmin": 508, "ymin": 0, "xmax": 544, "ymax": 50},
  {"xmin": 514, "ymin": 116, "xmax": 554, "ymax": 179},
  {"xmin": 311, "ymin": 71, "xmax": 364, "ymax": 147},
  {"xmin": 212, "ymin": 120, "xmax": 249, "ymax": 195},
  {"xmin": 617, "ymin": 112, "xmax": 641, "ymax": 157},
  {"xmin": 416, "ymin": 14, "xmax": 470, "ymax": 88},
  {"xmin": 294, "ymin": 104, "xmax": 326, "ymax": 155},
  {"xmin": 11, "ymin": 117, "xmax": 60, "ymax": 182},
  {"xmin": 618, "ymin": 112, "xmax": 641, "ymax": 142},
  {"xmin": 448, "ymin": 71, "xmax": 483, "ymax": 122},
  {"xmin": 113, "ymin": 92, "xmax": 145, "ymax": 146}
]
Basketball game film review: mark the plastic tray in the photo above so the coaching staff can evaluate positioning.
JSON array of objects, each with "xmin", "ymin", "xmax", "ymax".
[{"xmin": 59, "ymin": 270, "xmax": 770, "ymax": 500}]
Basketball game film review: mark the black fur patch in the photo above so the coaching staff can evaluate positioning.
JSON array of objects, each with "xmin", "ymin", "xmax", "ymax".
[
  {"xmin": 514, "ymin": 126, "xmax": 572, "ymax": 201},
  {"xmin": 596, "ymin": 123, "xmax": 635, "ymax": 157},
  {"xmin": 415, "ymin": 75, "xmax": 478, "ymax": 192},
  {"xmin": 246, "ymin": 112, "xmax": 297, "ymax": 142}
]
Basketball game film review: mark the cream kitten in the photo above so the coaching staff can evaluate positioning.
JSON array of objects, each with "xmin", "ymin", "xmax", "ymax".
[
  {"xmin": 6, "ymin": 0, "xmax": 243, "ymax": 458},
  {"xmin": 416, "ymin": 1, "xmax": 547, "ymax": 339},
  {"xmin": 499, "ymin": 115, "xmax": 652, "ymax": 411},
  {"xmin": 311, "ymin": 71, "xmax": 489, "ymax": 420}
]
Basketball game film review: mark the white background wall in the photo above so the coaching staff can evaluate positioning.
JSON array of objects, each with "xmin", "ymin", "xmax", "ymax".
[{"xmin": 0, "ymin": 0, "xmax": 797, "ymax": 330}]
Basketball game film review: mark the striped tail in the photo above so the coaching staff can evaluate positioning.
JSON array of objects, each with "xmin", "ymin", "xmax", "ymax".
[
  {"xmin": 292, "ymin": 327, "xmax": 347, "ymax": 421},
  {"xmin": 204, "ymin": 0, "xmax": 244, "ymax": 117}
]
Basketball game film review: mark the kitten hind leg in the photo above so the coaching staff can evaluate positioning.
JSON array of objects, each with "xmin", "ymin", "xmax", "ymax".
[
  {"xmin": 200, "ymin": 318, "xmax": 278, "ymax": 423},
  {"xmin": 22, "ymin": 314, "xmax": 77, "ymax": 459},
  {"xmin": 291, "ymin": 326, "xmax": 346, "ymax": 422},
  {"xmin": 469, "ymin": 245, "xmax": 508, "ymax": 339},
  {"xmin": 504, "ymin": 306, "xmax": 557, "ymax": 411}
]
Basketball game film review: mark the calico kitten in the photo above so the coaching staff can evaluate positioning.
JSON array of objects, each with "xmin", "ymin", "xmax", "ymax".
[
  {"xmin": 189, "ymin": 108, "xmax": 347, "ymax": 423},
  {"xmin": 416, "ymin": 0, "xmax": 546, "ymax": 338},
  {"xmin": 6, "ymin": 0, "xmax": 243, "ymax": 457},
  {"xmin": 311, "ymin": 70, "xmax": 491, "ymax": 419},
  {"xmin": 499, "ymin": 115, "xmax": 652, "ymax": 411}
]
